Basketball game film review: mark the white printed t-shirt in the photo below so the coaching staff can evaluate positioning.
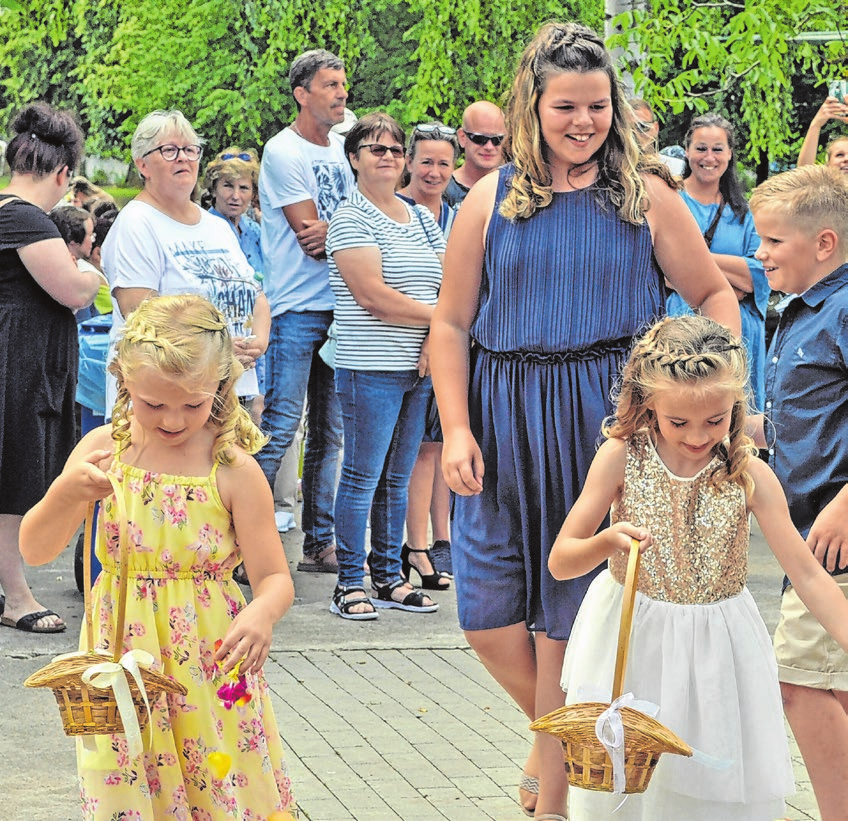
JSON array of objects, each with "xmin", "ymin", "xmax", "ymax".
[
  {"xmin": 326, "ymin": 190, "xmax": 445, "ymax": 371},
  {"xmin": 102, "ymin": 200, "xmax": 262, "ymax": 405},
  {"xmin": 258, "ymin": 127, "xmax": 354, "ymax": 316}
]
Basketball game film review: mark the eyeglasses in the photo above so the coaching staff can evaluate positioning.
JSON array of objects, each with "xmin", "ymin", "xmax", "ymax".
[
  {"xmin": 220, "ymin": 152, "xmax": 252, "ymax": 161},
  {"xmin": 463, "ymin": 131, "xmax": 505, "ymax": 147},
  {"xmin": 634, "ymin": 119, "xmax": 657, "ymax": 134},
  {"xmin": 414, "ymin": 124, "xmax": 457, "ymax": 137},
  {"xmin": 142, "ymin": 144, "xmax": 204, "ymax": 162},
  {"xmin": 357, "ymin": 143, "xmax": 406, "ymax": 158}
]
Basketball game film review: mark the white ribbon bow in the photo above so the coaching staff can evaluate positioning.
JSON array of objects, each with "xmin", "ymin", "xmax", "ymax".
[
  {"xmin": 81, "ymin": 649, "xmax": 155, "ymax": 758},
  {"xmin": 594, "ymin": 692, "xmax": 660, "ymax": 795}
]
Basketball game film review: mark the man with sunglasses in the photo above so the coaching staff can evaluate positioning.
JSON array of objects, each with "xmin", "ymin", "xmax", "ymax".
[
  {"xmin": 444, "ymin": 101, "xmax": 506, "ymax": 207},
  {"xmin": 257, "ymin": 49, "xmax": 355, "ymax": 574}
]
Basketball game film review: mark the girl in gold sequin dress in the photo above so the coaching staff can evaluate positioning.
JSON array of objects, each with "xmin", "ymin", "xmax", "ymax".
[
  {"xmin": 551, "ymin": 316, "xmax": 848, "ymax": 821},
  {"xmin": 21, "ymin": 295, "xmax": 298, "ymax": 820}
]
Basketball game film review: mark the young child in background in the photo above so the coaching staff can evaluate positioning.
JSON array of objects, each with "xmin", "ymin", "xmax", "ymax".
[
  {"xmin": 20, "ymin": 294, "xmax": 297, "ymax": 819},
  {"xmin": 550, "ymin": 315, "xmax": 848, "ymax": 820},
  {"xmin": 749, "ymin": 165, "xmax": 848, "ymax": 821}
]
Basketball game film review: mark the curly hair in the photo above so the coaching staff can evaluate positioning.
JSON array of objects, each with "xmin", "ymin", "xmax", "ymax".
[
  {"xmin": 500, "ymin": 21, "xmax": 673, "ymax": 223},
  {"xmin": 203, "ymin": 147, "xmax": 261, "ymax": 202},
  {"xmin": 107, "ymin": 294, "xmax": 267, "ymax": 464},
  {"xmin": 604, "ymin": 315, "xmax": 757, "ymax": 496}
]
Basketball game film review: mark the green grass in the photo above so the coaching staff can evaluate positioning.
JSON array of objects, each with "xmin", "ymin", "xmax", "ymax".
[
  {"xmin": 0, "ymin": 174, "xmax": 140, "ymax": 207},
  {"xmin": 103, "ymin": 185, "xmax": 140, "ymax": 207}
]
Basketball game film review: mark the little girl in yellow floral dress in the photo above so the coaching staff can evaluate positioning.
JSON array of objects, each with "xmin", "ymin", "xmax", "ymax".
[{"xmin": 21, "ymin": 294, "xmax": 297, "ymax": 820}]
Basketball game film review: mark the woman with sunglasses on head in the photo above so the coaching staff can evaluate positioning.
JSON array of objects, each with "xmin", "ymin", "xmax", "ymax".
[
  {"xmin": 430, "ymin": 23, "xmax": 739, "ymax": 818},
  {"xmin": 325, "ymin": 112, "xmax": 446, "ymax": 620},
  {"xmin": 629, "ymin": 98, "xmax": 686, "ymax": 176},
  {"xmin": 395, "ymin": 122, "xmax": 460, "ymax": 587},
  {"xmin": 0, "ymin": 101, "xmax": 100, "ymax": 634},
  {"xmin": 102, "ymin": 111, "xmax": 270, "ymax": 411},
  {"xmin": 665, "ymin": 112, "xmax": 768, "ymax": 410}
]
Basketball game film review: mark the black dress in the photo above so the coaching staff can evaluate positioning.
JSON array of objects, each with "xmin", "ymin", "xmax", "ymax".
[{"xmin": 0, "ymin": 194, "xmax": 78, "ymax": 514}]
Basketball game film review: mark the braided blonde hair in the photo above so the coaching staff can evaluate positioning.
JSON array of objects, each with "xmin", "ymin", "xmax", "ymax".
[
  {"xmin": 501, "ymin": 21, "xmax": 675, "ymax": 223},
  {"xmin": 604, "ymin": 315, "xmax": 756, "ymax": 495},
  {"xmin": 108, "ymin": 294, "xmax": 267, "ymax": 464}
]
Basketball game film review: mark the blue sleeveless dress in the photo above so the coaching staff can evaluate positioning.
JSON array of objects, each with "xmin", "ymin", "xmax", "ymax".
[{"xmin": 452, "ymin": 166, "xmax": 665, "ymax": 639}]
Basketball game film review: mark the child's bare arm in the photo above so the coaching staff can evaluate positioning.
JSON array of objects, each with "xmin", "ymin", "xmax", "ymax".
[
  {"xmin": 749, "ymin": 459, "xmax": 848, "ymax": 653},
  {"xmin": 549, "ymin": 439, "xmax": 651, "ymax": 580},
  {"xmin": 215, "ymin": 455, "xmax": 294, "ymax": 675},
  {"xmin": 20, "ymin": 427, "xmax": 114, "ymax": 565}
]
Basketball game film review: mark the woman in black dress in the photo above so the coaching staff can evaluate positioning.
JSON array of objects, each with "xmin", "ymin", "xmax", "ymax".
[{"xmin": 0, "ymin": 102, "xmax": 100, "ymax": 632}]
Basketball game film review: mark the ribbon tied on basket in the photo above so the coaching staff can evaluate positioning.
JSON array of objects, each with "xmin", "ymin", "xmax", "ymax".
[
  {"xmin": 81, "ymin": 649, "xmax": 155, "ymax": 757},
  {"xmin": 594, "ymin": 692, "xmax": 660, "ymax": 795}
]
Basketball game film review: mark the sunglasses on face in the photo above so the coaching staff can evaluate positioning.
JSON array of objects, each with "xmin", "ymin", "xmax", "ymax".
[
  {"xmin": 414, "ymin": 124, "xmax": 457, "ymax": 137},
  {"xmin": 220, "ymin": 152, "xmax": 252, "ymax": 161},
  {"xmin": 358, "ymin": 143, "xmax": 406, "ymax": 159},
  {"xmin": 142, "ymin": 144, "xmax": 203, "ymax": 162},
  {"xmin": 464, "ymin": 131, "xmax": 505, "ymax": 147}
]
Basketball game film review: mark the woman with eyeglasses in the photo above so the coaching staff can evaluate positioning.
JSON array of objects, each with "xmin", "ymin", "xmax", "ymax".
[
  {"xmin": 394, "ymin": 122, "xmax": 460, "ymax": 588},
  {"xmin": 430, "ymin": 23, "xmax": 739, "ymax": 818},
  {"xmin": 666, "ymin": 112, "xmax": 768, "ymax": 410},
  {"xmin": 102, "ymin": 111, "xmax": 270, "ymax": 411},
  {"xmin": 325, "ymin": 112, "xmax": 445, "ymax": 620},
  {"xmin": 0, "ymin": 101, "xmax": 100, "ymax": 634}
]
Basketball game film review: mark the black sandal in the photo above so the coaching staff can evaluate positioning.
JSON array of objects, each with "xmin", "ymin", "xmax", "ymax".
[
  {"xmin": 401, "ymin": 543, "xmax": 450, "ymax": 590},
  {"xmin": 371, "ymin": 579, "xmax": 439, "ymax": 613},
  {"xmin": 330, "ymin": 585, "xmax": 379, "ymax": 621}
]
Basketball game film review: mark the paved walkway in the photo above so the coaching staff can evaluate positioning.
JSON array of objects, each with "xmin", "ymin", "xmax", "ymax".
[{"xmin": 0, "ymin": 522, "xmax": 821, "ymax": 820}]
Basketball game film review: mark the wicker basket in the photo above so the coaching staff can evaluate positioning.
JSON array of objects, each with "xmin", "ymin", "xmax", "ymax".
[
  {"xmin": 530, "ymin": 539, "xmax": 692, "ymax": 794},
  {"xmin": 24, "ymin": 477, "xmax": 186, "ymax": 740}
]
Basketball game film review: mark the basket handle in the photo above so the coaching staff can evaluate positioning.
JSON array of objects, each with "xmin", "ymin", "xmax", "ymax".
[
  {"xmin": 82, "ymin": 502, "xmax": 96, "ymax": 651},
  {"xmin": 80, "ymin": 475, "xmax": 130, "ymax": 663},
  {"xmin": 611, "ymin": 538, "xmax": 642, "ymax": 701}
]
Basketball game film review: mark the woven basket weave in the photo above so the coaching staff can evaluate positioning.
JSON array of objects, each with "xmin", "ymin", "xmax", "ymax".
[
  {"xmin": 530, "ymin": 540, "xmax": 692, "ymax": 794},
  {"xmin": 24, "ymin": 476, "xmax": 186, "ymax": 737}
]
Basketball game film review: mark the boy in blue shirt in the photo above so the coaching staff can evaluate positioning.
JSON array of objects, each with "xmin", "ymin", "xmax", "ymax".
[{"xmin": 750, "ymin": 165, "xmax": 848, "ymax": 819}]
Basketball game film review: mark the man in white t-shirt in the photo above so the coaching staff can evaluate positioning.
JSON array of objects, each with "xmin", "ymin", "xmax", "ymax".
[{"xmin": 257, "ymin": 49, "xmax": 355, "ymax": 573}]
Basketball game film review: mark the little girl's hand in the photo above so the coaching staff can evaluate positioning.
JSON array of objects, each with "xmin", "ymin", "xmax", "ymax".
[
  {"xmin": 608, "ymin": 522, "xmax": 652, "ymax": 556},
  {"xmin": 215, "ymin": 601, "xmax": 273, "ymax": 676},
  {"xmin": 65, "ymin": 449, "xmax": 114, "ymax": 502}
]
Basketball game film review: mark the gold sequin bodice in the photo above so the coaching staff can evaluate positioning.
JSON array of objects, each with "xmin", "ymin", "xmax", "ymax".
[{"xmin": 609, "ymin": 432, "xmax": 748, "ymax": 604}]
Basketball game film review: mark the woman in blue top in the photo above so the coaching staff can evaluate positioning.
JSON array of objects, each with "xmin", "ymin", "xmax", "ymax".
[
  {"xmin": 430, "ymin": 22, "xmax": 740, "ymax": 819},
  {"xmin": 666, "ymin": 113, "xmax": 769, "ymax": 409}
]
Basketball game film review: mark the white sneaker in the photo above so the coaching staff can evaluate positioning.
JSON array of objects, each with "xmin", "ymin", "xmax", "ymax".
[{"xmin": 275, "ymin": 511, "xmax": 296, "ymax": 533}]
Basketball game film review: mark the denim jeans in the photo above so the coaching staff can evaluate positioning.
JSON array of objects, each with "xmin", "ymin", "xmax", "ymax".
[
  {"xmin": 334, "ymin": 368, "xmax": 431, "ymax": 588},
  {"xmin": 257, "ymin": 311, "xmax": 342, "ymax": 557}
]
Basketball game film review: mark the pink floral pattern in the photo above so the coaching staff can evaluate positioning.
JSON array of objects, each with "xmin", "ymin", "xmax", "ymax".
[{"xmin": 79, "ymin": 461, "xmax": 296, "ymax": 820}]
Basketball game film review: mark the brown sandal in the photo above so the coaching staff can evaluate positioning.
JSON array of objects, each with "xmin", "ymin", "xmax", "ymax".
[{"xmin": 297, "ymin": 544, "xmax": 339, "ymax": 574}]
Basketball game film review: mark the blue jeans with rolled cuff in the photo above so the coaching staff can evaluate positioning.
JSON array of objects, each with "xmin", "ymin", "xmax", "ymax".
[{"xmin": 333, "ymin": 368, "xmax": 431, "ymax": 589}]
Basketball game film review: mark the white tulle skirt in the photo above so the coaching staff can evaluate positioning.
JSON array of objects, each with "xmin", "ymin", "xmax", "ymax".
[{"xmin": 560, "ymin": 570, "xmax": 794, "ymax": 821}]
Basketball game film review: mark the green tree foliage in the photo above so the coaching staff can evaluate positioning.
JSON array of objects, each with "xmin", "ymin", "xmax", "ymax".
[
  {"xmin": 0, "ymin": 0, "xmax": 601, "ymax": 158},
  {"xmin": 609, "ymin": 0, "xmax": 848, "ymax": 169}
]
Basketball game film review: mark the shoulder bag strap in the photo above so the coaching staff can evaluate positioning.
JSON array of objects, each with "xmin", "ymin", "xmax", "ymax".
[{"xmin": 702, "ymin": 198, "xmax": 726, "ymax": 249}]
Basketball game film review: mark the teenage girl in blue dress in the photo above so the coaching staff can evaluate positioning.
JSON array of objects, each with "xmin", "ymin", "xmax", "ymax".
[{"xmin": 430, "ymin": 21, "xmax": 740, "ymax": 819}]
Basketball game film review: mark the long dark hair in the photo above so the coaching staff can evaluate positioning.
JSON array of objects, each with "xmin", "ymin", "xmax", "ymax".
[
  {"xmin": 5, "ymin": 102, "xmax": 84, "ymax": 178},
  {"xmin": 683, "ymin": 113, "xmax": 748, "ymax": 222}
]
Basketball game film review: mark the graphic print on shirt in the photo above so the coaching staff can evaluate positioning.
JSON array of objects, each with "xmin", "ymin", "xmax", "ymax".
[
  {"xmin": 171, "ymin": 241, "xmax": 259, "ymax": 337},
  {"xmin": 313, "ymin": 161, "xmax": 351, "ymax": 222}
]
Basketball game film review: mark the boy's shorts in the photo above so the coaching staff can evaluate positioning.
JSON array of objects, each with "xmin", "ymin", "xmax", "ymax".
[{"xmin": 774, "ymin": 572, "xmax": 848, "ymax": 691}]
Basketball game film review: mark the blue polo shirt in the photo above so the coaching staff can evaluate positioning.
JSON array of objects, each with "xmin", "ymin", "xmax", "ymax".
[{"xmin": 765, "ymin": 263, "xmax": 848, "ymax": 568}]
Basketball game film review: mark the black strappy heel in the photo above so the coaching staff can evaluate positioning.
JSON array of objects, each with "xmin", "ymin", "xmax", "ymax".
[{"xmin": 400, "ymin": 544, "xmax": 450, "ymax": 590}]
